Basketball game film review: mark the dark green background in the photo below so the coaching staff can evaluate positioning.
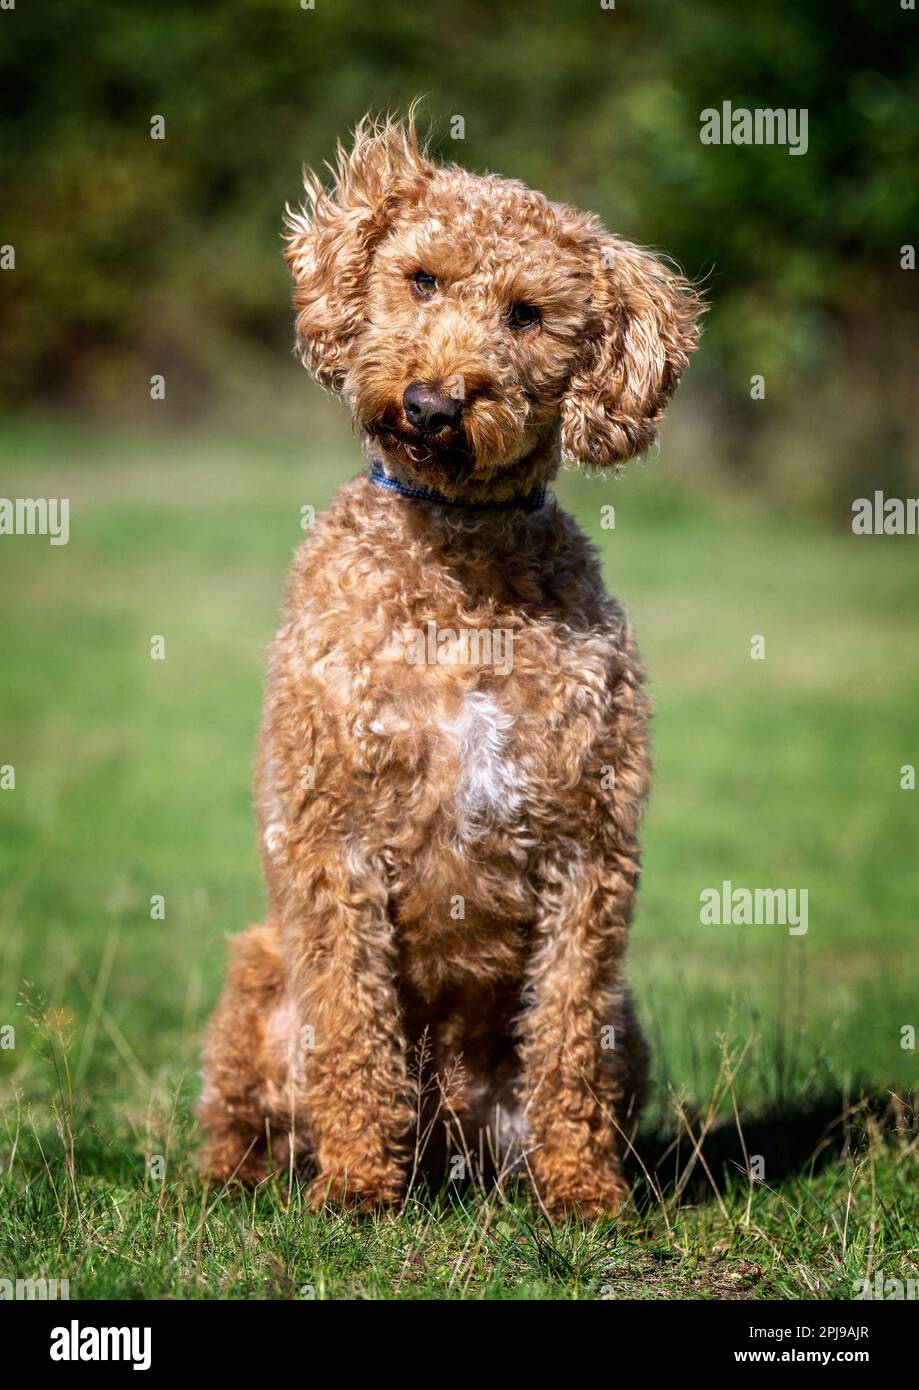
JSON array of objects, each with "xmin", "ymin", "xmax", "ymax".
[{"xmin": 2, "ymin": 0, "xmax": 917, "ymax": 512}]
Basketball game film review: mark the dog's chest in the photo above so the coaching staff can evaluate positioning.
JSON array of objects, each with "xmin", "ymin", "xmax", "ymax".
[
  {"xmin": 436, "ymin": 688, "xmax": 521, "ymax": 840},
  {"xmin": 355, "ymin": 613, "xmax": 612, "ymax": 849},
  {"xmin": 359, "ymin": 662, "xmax": 531, "ymax": 841}
]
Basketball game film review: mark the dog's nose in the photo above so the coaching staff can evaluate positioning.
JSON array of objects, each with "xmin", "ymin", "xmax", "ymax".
[{"xmin": 402, "ymin": 383, "xmax": 462, "ymax": 433}]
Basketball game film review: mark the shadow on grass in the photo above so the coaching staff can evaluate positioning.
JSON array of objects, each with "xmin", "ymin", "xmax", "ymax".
[{"xmin": 625, "ymin": 1088, "xmax": 913, "ymax": 1208}]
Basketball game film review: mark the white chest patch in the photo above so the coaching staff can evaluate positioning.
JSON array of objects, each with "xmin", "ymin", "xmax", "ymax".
[{"xmin": 440, "ymin": 691, "xmax": 521, "ymax": 841}]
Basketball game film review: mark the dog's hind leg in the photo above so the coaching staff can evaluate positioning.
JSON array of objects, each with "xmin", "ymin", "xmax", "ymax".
[
  {"xmin": 603, "ymin": 987, "xmax": 650, "ymax": 1148},
  {"xmin": 197, "ymin": 922, "xmax": 311, "ymax": 1184}
]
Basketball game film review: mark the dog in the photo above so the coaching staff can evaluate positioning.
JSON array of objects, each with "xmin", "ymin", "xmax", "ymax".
[{"xmin": 197, "ymin": 113, "xmax": 702, "ymax": 1217}]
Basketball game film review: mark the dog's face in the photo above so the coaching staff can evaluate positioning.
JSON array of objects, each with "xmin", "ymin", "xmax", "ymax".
[{"xmin": 286, "ymin": 116, "xmax": 702, "ymax": 494}]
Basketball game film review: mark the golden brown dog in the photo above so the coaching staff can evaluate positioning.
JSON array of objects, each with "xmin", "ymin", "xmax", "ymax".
[{"xmin": 198, "ymin": 114, "xmax": 702, "ymax": 1217}]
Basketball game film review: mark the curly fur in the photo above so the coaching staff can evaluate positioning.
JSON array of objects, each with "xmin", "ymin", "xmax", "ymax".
[{"xmin": 198, "ymin": 112, "xmax": 702, "ymax": 1217}]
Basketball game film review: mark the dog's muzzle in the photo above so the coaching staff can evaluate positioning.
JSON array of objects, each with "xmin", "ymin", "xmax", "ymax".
[{"xmin": 402, "ymin": 383, "xmax": 463, "ymax": 434}]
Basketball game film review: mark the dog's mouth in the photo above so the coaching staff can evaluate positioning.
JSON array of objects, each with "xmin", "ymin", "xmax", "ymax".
[{"xmin": 369, "ymin": 422, "xmax": 475, "ymax": 477}]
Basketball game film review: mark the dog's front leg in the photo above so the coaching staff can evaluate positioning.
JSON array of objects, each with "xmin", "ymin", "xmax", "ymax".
[
  {"xmin": 519, "ymin": 855, "xmax": 642, "ymax": 1219},
  {"xmin": 282, "ymin": 847, "xmax": 412, "ymax": 1213}
]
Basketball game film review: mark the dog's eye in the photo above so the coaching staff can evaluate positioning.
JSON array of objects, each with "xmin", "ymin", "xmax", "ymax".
[
  {"xmin": 508, "ymin": 301, "xmax": 540, "ymax": 331},
  {"xmin": 410, "ymin": 271, "xmax": 437, "ymax": 300}
]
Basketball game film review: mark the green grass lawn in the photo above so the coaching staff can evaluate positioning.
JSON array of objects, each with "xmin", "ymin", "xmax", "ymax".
[{"xmin": 1, "ymin": 413, "xmax": 917, "ymax": 1299}]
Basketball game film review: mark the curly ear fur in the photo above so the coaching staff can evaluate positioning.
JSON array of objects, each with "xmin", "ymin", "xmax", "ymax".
[
  {"xmin": 284, "ymin": 113, "xmax": 435, "ymax": 390},
  {"xmin": 560, "ymin": 231, "xmax": 704, "ymax": 467}
]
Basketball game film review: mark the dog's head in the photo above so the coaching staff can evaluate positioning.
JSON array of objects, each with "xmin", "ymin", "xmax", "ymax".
[{"xmin": 285, "ymin": 114, "xmax": 703, "ymax": 496}]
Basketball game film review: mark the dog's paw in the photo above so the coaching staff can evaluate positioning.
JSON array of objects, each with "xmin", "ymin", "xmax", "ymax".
[
  {"xmin": 197, "ymin": 1138, "xmax": 273, "ymax": 1188},
  {"xmin": 308, "ymin": 1171, "xmax": 403, "ymax": 1216},
  {"xmin": 540, "ymin": 1181, "xmax": 628, "ymax": 1223}
]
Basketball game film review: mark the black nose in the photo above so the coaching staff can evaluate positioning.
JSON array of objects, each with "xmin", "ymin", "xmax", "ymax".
[{"xmin": 402, "ymin": 382, "xmax": 462, "ymax": 433}]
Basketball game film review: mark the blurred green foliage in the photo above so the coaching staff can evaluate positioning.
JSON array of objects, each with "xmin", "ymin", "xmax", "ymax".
[{"xmin": 1, "ymin": 0, "xmax": 917, "ymax": 505}]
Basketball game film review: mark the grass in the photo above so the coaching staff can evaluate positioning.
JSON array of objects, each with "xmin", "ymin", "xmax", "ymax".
[{"xmin": 0, "ymin": 411, "xmax": 917, "ymax": 1300}]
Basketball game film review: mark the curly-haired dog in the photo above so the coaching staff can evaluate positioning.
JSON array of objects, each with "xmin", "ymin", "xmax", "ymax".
[{"xmin": 198, "ymin": 114, "xmax": 702, "ymax": 1217}]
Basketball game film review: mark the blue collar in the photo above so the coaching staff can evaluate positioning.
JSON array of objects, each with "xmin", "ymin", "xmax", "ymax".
[{"xmin": 369, "ymin": 459, "xmax": 547, "ymax": 513}]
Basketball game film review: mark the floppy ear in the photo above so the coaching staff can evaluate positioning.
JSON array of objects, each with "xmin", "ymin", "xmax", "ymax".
[
  {"xmin": 284, "ymin": 114, "xmax": 435, "ymax": 390},
  {"xmin": 560, "ymin": 231, "xmax": 704, "ymax": 467}
]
